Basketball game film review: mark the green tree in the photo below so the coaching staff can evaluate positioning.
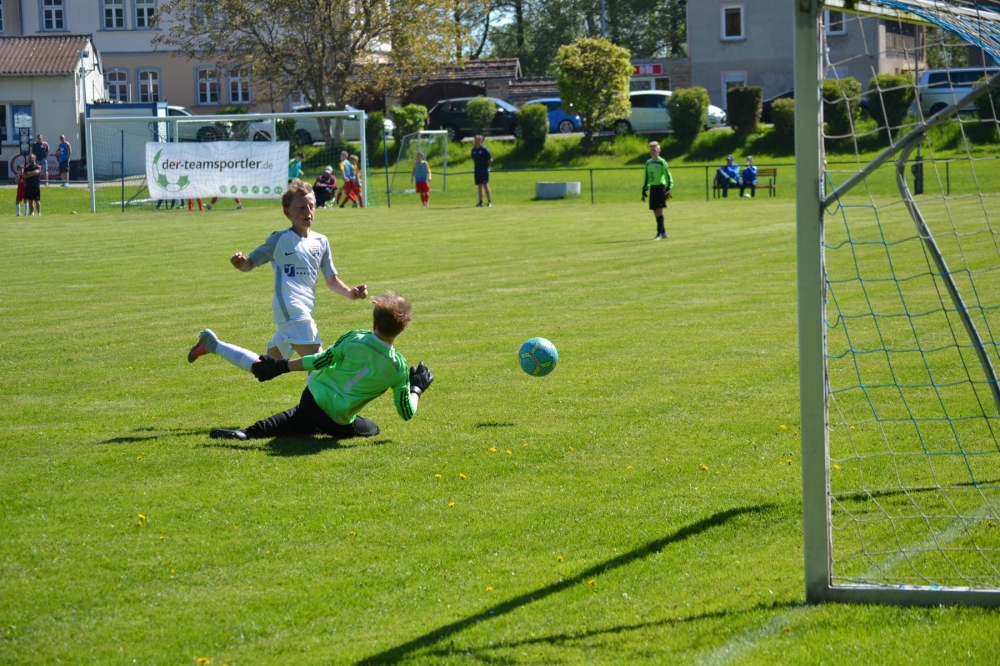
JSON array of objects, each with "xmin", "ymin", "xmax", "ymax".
[
  {"xmin": 554, "ymin": 37, "xmax": 632, "ymax": 152},
  {"xmin": 154, "ymin": 0, "xmax": 465, "ymax": 146}
]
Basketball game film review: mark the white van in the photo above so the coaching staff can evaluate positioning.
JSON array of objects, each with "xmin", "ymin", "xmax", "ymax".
[{"xmin": 917, "ymin": 67, "xmax": 1000, "ymax": 116}]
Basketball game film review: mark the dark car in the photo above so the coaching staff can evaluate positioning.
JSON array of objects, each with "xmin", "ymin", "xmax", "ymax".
[
  {"xmin": 426, "ymin": 97, "xmax": 520, "ymax": 141},
  {"xmin": 760, "ymin": 89, "xmax": 794, "ymax": 124}
]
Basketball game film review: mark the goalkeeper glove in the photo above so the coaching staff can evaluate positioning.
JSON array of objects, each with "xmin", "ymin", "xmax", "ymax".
[
  {"xmin": 409, "ymin": 362, "xmax": 434, "ymax": 396},
  {"xmin": 251, "ymin": 356, "xmax": 290, "ymax": 382},
  {"xmin": 641, "ymin": 186, "xmax": 648, "ymax": 202},
  {"xmin": 666, "ymin": 189, "xmax": 673, "ymax": 200}
]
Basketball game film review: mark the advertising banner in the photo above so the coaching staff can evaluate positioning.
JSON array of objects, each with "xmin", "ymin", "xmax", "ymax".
[{"xmin": 146, "ymin": 141, "xmax": 290, "ymax": 199}]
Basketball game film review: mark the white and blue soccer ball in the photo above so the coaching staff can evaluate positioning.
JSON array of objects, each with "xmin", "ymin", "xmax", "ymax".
[{"xmin": 519, "ymin": 337, "xmax": 558, "ymax": 377}]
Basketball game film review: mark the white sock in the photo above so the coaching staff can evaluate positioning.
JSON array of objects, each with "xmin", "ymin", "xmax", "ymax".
[{"xmin": 214, "ymin": 340, "xmax": 259, "ymax": 372}]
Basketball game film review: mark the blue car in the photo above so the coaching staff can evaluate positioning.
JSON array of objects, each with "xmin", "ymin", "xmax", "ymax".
[{"xmin": 524, "ymin": 98, "xmax": 582, "ymax": 134}]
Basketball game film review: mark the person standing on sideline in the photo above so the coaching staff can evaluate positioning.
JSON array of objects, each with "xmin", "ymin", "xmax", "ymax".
[
  {"xmin": 31, "ymin": 134, "xmax": 50, "ymax": 187},
  {"xmin": 288, "ymin": 152, "xmax": 305, "ymax": 181},
  {"xmin": 23, "ymin": 154, "xmax": 42, "ymax": 216},
  {"xmin": 471, "ymin": 135, "xmax": 493, "ymax": 207},
  {"xmin": 189, "ymin": 178, "xmax": 367, "ymax": 369},
  {"xmin": 714, "ymin": 154, "xmax": 740, "ymax": 198},
  {"xmin": 195, "ymin": 292, "xmax": 433, "ymax": 442},
  {"xmin": 641, "ymin": 141, "xmax": 673, "ymax": 241},
  {"xmin": 740, "ymin": 155, "xmax": 758, "ymax": 198},
  {"xmin": 14, "ymin": 164, "xmax": 26, "ymax": 216},
  {"xmin": 57, "ymin": 135, "xmax": 72, "ymax": 187},
  {"xmin": 411, "ymin": 152, "xmax": 432, "ymax": 207}
]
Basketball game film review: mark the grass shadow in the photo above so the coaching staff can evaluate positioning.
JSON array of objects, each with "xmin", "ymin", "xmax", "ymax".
[
  {"xmin": 99, "ymin": 426, "xmax": 210, "ymax": 444},
  {"xmin": 355, "ymin": 503, "xmax": 777, "ymax": 665},
  {"xmin": 202, "ymin": 433, "xmax": 391, "ymax": 456}
]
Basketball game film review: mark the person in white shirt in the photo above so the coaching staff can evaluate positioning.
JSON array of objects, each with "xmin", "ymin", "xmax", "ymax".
[{"xmin": 188, "ymin": 179, "xmax": 367, "ymax": 369}]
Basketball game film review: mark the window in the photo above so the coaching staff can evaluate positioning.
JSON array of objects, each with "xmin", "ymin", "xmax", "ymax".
[
  {"xmin": 103, "ymin": 0, "xmax": 125, "ymax": 29},
  {"xmin": 825, "ymin": 10, "xmax": 846, "ymax": 35},
  {"xmin": 0, "ymin": 5, "xmax": 5, "ymax": 33},
  {"xmin": 42, "ymin": 0, "xmax": 65, "ymax": 30},
  {"xmin": 0, "ymin": 105, "xmax": 7, "ymax": 142},
  {"xmin": 228, "ymin": 69, "xmax": 251, "ymax": 104},
  {"xmin": 721, "ymin": 4, "xmax": 744, "ymax": 40},
  {"xmin": 106, "ymin": 70, "xmax": 129, "ymax": 102},
  {"xmin": 136, "ymin": 0, "xmax": 156, "ymax": 29},
  {"xmin": 137, "ymin": 69, "xmax": 160, "ymax": 102},
  {"xmin": 197, "ymin": 68, "xmax": 219, "ymax": 104}
]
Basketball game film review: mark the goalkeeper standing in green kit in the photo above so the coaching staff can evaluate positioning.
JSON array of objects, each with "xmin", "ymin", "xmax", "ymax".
[
  {"xmin": 200, "ymin": 292, "xmax": 433, "ymax": 440},
  {"xmin": 641, "ymin": 140, "xmax": 673, "ymax": 240}
]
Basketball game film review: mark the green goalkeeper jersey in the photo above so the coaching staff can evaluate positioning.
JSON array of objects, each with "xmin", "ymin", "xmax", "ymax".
[
  {"xmin": 643, "ymin": 157, "xmax": 674, "ymax": 189},
  {"xmin": 301, "ymin": 330, "xmax": 417, "ymax": 424}
]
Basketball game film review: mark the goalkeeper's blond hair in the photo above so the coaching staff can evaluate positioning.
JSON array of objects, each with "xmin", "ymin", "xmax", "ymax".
[{"xmin": 372, "ymin": 292, "xmax": 412, "ymax": 338}]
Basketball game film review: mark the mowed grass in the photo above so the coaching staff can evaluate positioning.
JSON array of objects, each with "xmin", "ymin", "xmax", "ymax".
[{"xmin": 2, "ymin": 196, "xmax": 1000, "ymax": 665}]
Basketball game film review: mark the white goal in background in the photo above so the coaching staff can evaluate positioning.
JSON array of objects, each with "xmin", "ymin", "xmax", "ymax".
[
  {"xmin": 387, "ymin": 130, "xmax": 449, "ymax": 198},
  {"xmin": 797, "ymin": 0, "xmax": 1000, "ymax": 605},
  {"xmin": 84, "ymin": 110, "xmax": 373, "ymax": 212}
]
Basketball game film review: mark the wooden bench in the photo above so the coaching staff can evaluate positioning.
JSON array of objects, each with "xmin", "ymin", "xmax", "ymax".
[{"xmin": 712, "ymin": 167, "xmax": 778, "ymax": 198}]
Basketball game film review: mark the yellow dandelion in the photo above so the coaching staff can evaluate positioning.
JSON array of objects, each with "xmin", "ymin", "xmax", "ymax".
[
  {"xmin": 234, "ymin": 526, "xmax": 239, "ymax": 530},
  {"xmin": 626, "ymin": 465, "xmax": 634, "ymax": 470},
  {"xmin": 489, "ymin": 447, "xmax": 497, "ymax": 453},
  {"xmin": 568, "ymin": 446, "xmax": 575, "ymax": 451},
  {"xmin": 170, "ymin": 568, "xmax": 176, "ymax": 573},
  {"xmin": 714, "ymin": 471, "xmax": 720, "ymax": 476},
  {"xmin": 448, "ymin": 502, "xmax": 456, "ymax": 507},
  {"xmin": 783, "ymin": 626, "xmax": 792, "ymax": 633},
  {"xmin": 850, "ymin": 425, "xmax": 856, "ymax": 430},
  {"xmin": 588, "ymin": 579, "xmax": 596, "ymax": 585},
  {"xmin": 699, "ymin": 463, "xmax": 709, "ymax": 471},
  {"xmin": 434, "ymin": 474, "xmax": 443, "ymax": 479},
  {"xmin": 349, "ymin": 531, "xmax": 357, "ymax": 536},
  {"xmin": 523, "ymin": 443, "xmax": 529, "ymax": 447},
  {"xmin": 138, "ymin": 514, "xmax": 146, "ymax": 520},
  {"xmin": 833, "ymin": 464, "xmax": 841, "ymax": 470},
  {"xmin": 557, "ymin": 555, "xmax": 563, "ymax": 562},
  {"xmin": 197, "ymin": 658, "xmax": 211, "ymax": 665},
  {"xmin": 135, "ymin": 521, "xmax": 143, "ymax": 527},
  {"xmin": 369, "ymin": 489, "xmax": 374, "ymax": 493},
  {"xmin": 506, "ymin": 450, "xmax": 513, "ymax": 455},
  {"xmin": 459, "ymin": 473, "xmax": 467, "ymax": 480},
  {"xmin": 159, "ymin": 535, "xmax": 166, "ymax": 541},
  {"xmin": 137, "ymin": 456, "xmax": 142, "ymax": 460},
  {"xmin": 780, "ymin": 425, "xmax": 788, "ymax": 431},
  {"xmin": 786, "ymin": 458, "xmax": 793, "ymax": 464},
  {"xmin": 486, "ymin": 586, "xmax": 494, "ymax": 591}
]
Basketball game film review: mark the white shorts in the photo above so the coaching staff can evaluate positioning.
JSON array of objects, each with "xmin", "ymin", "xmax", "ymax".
[{"xmin": 267, "ymin": 319, "xmax": 322, "ymax": 359}]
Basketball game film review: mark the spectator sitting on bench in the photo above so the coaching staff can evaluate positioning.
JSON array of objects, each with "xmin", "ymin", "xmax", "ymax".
[
  {"xmin": 740, "ymin": 156, "xmax": 758, "ymax": 198},
  {"xmin": 714, "ymin": 154, "xmax": 740, "ymax": 198}
]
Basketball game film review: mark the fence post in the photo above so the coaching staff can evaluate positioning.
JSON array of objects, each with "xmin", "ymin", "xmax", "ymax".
[
  {"xmin": 590, "ymin": 169, "xmax": 594, "ymax": 204},
  {"xmin": 120, "ymin": 130, "xmax": 125, "ymax": 213},
  {"xmin": 705, "ymin": 165, "xmax": 710, "ymax": 201}
]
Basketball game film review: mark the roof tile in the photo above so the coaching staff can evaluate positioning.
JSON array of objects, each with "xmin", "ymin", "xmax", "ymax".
[{"xmin": 0, "ymin": 35, "xmax": 94, "ymax": 76}]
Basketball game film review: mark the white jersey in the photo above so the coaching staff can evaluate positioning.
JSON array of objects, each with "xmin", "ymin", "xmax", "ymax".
[{"xmin": 248, "ymin": 228, "xmax": 337, "ymax": 324}]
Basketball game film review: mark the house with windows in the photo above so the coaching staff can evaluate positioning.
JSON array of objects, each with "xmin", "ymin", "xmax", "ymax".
[
  {"xmin": 0, "ymin": 34, "xmax": 103, "ymax": 178},
  {"xmin": 0, "ymin": 0, "xmax": 267, "ymax": 116},
  {"xmin": 687, "ymin": 2, "xmax": 924, "ymax": 110}
]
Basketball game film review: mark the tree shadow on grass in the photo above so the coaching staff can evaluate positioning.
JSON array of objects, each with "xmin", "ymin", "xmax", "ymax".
[
  {"xmin": 355, "ymin": 503, "xmax": 777, "ymax": 665},
  {"xmin": 204, "ymin": 434, "xmax": 391, "ymax": 456}
]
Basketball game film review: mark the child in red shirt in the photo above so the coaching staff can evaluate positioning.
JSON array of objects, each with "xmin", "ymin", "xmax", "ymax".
[{"xmin": 15, "ymin": 165, "xmax": 26, "ymax": 216}]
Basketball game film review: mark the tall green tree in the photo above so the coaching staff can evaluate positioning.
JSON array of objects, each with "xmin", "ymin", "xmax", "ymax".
[
  {"xmin": 155, "ymin": 0, "xmax": 466, "ymax": 142},
  {"xmin": 554, "ymin": 37, "xmax": 632, "ymax": 152}
]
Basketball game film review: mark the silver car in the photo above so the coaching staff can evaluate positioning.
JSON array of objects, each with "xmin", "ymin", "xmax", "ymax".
[{"xmin": 249, "ymin": 106, "xmax": 395, "ymax": 144}]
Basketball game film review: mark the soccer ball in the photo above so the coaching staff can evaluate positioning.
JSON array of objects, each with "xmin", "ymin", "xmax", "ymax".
[{"xmin": 519, "ymin": 337, "xmax": 558, "ymax": 376}]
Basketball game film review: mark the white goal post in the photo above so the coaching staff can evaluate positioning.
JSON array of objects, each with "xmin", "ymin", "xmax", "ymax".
[
  {"xmin": 797, "ymin": 0, "xmax": 1000, "ymax": 606},
  {"xmin": 83, "ymin": 109, "xmax": 371, "ymax": 213}
]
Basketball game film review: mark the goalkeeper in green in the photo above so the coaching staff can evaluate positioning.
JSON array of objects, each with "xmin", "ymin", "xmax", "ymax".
[
  {"xmin": 200, "ymin": 292, "xmax": 433, "ymax": 440},
  {"xmin": 641, "ymin": 141, "xmax": 673, "ymax": 240}
]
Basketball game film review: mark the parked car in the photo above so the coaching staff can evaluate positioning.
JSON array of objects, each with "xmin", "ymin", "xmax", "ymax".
[
  {"xmin": 167, "ymin": 105, "xmax": 233, "ymax": 142},
  {"xmin": 917, "ymin": 67, "xmax": 1000, "ymax": 116},
  {"xmin": 760, "ymin": 89, "xmax": 794, "ymax": 124},
  {"xmin": 249, "ymin": 105, "xmax": 395, "ymax": 144},
  {"xmin": 610, "ymin": 90, "xmax": 727, "ymax": 134},
  {"xmin": 425, "ymin": 97, "xmax": 521, "ymax": 141},
  {"xmin": 524, "ymin": 97, "xmax": 582, "ymax": 133}
]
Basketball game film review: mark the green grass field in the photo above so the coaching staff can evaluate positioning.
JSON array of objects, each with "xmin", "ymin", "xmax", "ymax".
[{"xmin": 4, "ymin": 187, "xmax": 1000, "ymax": 664}]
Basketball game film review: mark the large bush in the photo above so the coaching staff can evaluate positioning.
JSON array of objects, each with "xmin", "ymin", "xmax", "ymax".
[
  {"xmin": 727, "ymin": 86, "xmax": 763, "ymax": 135},
  {"xmin": 772, "ymin": 98, "xmax": 795, "ymax": 148},
  {"xmin": 554, "ymin": 37, "xmax": 633, "ymax": 152},
  {"xmin": 822, "ymin": 77, "xmax": 862, "ymax": 137},
  {"xmin": 866, "ymin": 73, "xmax": 915, "ymax": 136},
  {"xmin": 666, "ymin": 87, "xmax": 709, "ymax": 145},
  {"xmin": 517, "ymin": 103, "xmax": 549, "ymax": 152},
  {"xmin": 466, "ymin": 97, "xmax": 497, "ymax": 137},
  {"xmin": 389, "ymin": 104, "xmax": 428, "ymax": 143}
]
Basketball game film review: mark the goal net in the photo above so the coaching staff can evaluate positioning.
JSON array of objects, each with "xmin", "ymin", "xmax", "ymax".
[
  {"xmin": 84, "ymin": 110, "xmax": 380, "ymax": 212},
  {"xmin": 797, "ymin": 0, "xmax": 1000, "ymax": 605},
  {"xmin": 387, "ymin": 131, "xmax": 449, "ymax": 196}
]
